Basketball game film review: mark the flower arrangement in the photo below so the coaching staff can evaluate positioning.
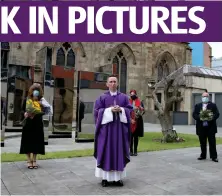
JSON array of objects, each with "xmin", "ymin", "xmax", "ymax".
[
  {"xmin": 199, "ymin": 109, "xmax": 213, "ymax": 121},
  {"xmin": 20, "ymin": 99, "xmax": 45, "ymax": 126},
  {"xmin": 134, "ymin": 106, "xmax": 144, "ymax": 119}
]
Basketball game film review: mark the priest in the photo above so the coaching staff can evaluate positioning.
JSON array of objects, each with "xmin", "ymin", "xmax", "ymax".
[{"xmin": 93, "ymin": 75, "xmax": 133, "ymax": 187}]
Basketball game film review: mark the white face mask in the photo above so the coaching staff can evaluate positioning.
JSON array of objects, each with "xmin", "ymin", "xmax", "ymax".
[{"xmin": 202, "ymin": 97, "xmax": 209, "ymax": 103}]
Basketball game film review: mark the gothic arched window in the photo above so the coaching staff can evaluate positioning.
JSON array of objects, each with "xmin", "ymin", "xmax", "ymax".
[
  {"xmin": 156, "ymin": 52, "xmax": 176, "ymax": 82},
  {"xmin": 1, "ymin": 42, "xmax": 10, "ymax": 79},
  {"xmin": 66, "ymin": 49, "xmax": 75, "ymax": 68},
  {"xmin": 56, "ymin": 43, "xmax": 76, "ymax": 69},
  {"xmin": 112, "ymin": 50, "xmax": 127, "ymax": 94},
  {"xmin": 157, "ymin": 64, "xmax": 163, "ymax": 82},
  {"xmin": 56, "ymin": 47, "xmax": 65, "ymax": 66},
  {"xmin": 157, "ymin": 60, "xmax": 170, "ymax": 81},
  {"xmin": 112, "ymin": 56, "xmax": 119, "ymax": 75},
  {"xmin": 113, "ymin": 56, "xmax": 119, "ymax": 64},
  {"xmin": 120, "ymin": 57, "xmax": 127, "ymax": 93}
]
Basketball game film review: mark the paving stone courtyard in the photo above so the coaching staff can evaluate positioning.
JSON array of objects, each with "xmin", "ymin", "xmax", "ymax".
[
  {"xmin": 1, "ymin": 145, "xmax": 222, "ymax": 195},
  {"xmin": 1, "ymin": 124, "xmax": 222, "ymax": 195}
]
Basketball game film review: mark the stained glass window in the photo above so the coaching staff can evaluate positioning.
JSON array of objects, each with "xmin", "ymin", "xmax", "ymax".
[
  {"xmin": 66, "ymin": 49, "xmax": 75, "ymax": 68},
  {"xmin": 113, "ymin": 56, "xmax": 118, "ymax": 64},
  {"xmin": 163, "ymin": 64, "xmax": 169, "ymax": 78},
  {"xmin": 112, "ymin": 52, "xmax": 127, "ymax": 94},
  {"xmin": 112, "ymin": 56, "xmax": 119, "ymax": 75},
  {"xmin": 56, "ymin": 48, "xmax": 65, "ymax": 66},
  {"xmin": 157, "ymin": 60, "xmax": 169, "ymax": 81},
  {"xmin": 120, "ymin": 57, "xmax": 127, "ymax": 94}
]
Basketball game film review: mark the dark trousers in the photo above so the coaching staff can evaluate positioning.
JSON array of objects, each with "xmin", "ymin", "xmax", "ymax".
[
  {"xmin": 78, "ymin": 119, "xmax": 82, "ymax": 132},
  {"xmin": 198, "ymin": 128, "xmax": 217, "ymax": 159},
  {"xmin": 130, "ymin": 132, "xmax": 138, "ymax": 153},
  {"xmin": 1, "ymin": 112, "xmax": 2, "ymax": 130}
]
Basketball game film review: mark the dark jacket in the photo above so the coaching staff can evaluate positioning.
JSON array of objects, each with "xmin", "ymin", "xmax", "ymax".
[
  {"xmin": 79, "ymin": 101, "xmax": 85, "ymax": 120},
  {"xmin": 1, "ymin": 99, "xmax": 6, "ymax": 117},
  {"xmin": 192, "ymin": 101, "xmax": 220, "ymax": 135},
  {"xmin": 135, "ymin": 115, "xmax": 144, "ymax": 137}
]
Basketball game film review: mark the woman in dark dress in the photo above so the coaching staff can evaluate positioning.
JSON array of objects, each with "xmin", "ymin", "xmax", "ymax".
[{"xmin": 20, "ymin": 83, "xmax": 45, "ymax": 169}]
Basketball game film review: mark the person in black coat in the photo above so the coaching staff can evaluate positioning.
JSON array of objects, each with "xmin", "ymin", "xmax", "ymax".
[
  {"xmin": 76, "ymin": 97, "xmax": 85, "ymax": 132},
  {"xmin": 192, "ymin": 92, "xmax": 220, "ymax": 162}
]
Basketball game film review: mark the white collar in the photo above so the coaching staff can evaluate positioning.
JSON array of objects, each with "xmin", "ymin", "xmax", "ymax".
[{"xmin": 110, "ymin": 91, "xmax": 117, "ymax": 96}]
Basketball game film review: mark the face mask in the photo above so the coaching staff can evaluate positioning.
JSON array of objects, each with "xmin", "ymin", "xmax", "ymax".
[
  {"xmin": 33, "ymin": 90, "xmax": 39, "ymax": 97},
  {"xmin": 202, "ymin": 97, "xmax": 209, "ymax": 103},
  {"xmin": 131, "ymin": 95, "xmax": 137, "ymax": 100}
]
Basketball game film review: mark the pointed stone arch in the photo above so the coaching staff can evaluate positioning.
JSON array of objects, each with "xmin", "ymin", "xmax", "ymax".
[
  {"xmin": 107, "ymin": 43, "xmax": 136, "ymax": 65},
  {"xmin": 154, "ymin": 51, "xmax": 177, "ymax": 81},
  {"xmin": 43, "ymin": 42, "xmax": 86, "ymax": 58},
  {"xmin": 105, "ymin": 43, "xmax": 136, "ymax": 94},
  {"xmin": 41, "ymin": 42, "xmax": 85, "ymax": 69}
]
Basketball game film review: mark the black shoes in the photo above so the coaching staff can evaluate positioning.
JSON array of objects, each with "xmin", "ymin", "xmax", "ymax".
[
  {"xmin": 101, "ymin": 180, "xmax": 124, "ymax": 187},
  {"xmin": 115, "ymin": 180, "xmax": 124, "ymax": 186},
  {"xmin": 101, "ymin": 180, "xmax": 108, "ymax": 187},
  {"xmin": 130, "ymin": 151, "xmax": 138, "ymax": 156},
  {"xmin": 197, "ymin": 157, "xmax": 206, "ymax": 160},
  {"xmin": 197, "ymin": 157, "xmax": 218, "ymax": 162},
  {"xmin": 212, "ymin": 158, "xmax": 219, "ymax": 162}
]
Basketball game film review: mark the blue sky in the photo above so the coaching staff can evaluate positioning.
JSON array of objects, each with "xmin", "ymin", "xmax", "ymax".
[{"xmin": 208, "ymin": 42, "xmax": 222, "ymax": 59}]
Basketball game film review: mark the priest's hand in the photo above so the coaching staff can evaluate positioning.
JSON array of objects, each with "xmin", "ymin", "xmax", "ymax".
[
  {"xmin": 111, "ymin": 107, "xmax": 119, "ymax": 113},
  {"xmin": 112, "ymin": 106, "xmax": 122, "ymax": 113},
  {"xmin": 115, "ymin": 106, "xmax": 122, "ymax": 112},
  {"xmin": 115, "ymin": 105, "xmax": 122, "ymax": 112}
]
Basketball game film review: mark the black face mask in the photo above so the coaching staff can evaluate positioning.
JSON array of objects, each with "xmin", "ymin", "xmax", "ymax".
[{"xmin": 131, "ymin": 95, "xmax": 137, "ymax": 100}]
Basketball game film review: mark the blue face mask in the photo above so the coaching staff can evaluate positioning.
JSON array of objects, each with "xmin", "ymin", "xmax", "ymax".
[
  {"xmin": 33, "ymin": 90, "xmax": 39, "ymax": 97},
  {"xmin": 202, "ymin": 97, "xmax": 209, "ymax": 103}
]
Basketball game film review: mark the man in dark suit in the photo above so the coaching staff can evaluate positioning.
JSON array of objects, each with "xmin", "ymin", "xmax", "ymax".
[
  {"xmin": 77, "ymin": 98, "xmax": 85, "ymax": 132},
  {"xmin": 192, "ymin": 92, "xmax": 220, "ymax": 162}
]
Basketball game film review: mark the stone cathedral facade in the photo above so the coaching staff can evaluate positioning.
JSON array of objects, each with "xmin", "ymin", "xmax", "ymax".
[{"xmin": 1, "ymin": 42, "xmax": 192, "ymax": 122}]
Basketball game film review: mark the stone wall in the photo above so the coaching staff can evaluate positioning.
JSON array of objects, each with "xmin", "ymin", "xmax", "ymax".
[{"xmin": 6, "ymin": 42, "xmax": 191, "ymax": 123}]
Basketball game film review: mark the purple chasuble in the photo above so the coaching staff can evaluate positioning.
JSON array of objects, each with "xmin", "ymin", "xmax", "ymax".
[{"xmin": 93, "ymin": 91, "xmax": 133, "ymax": 172}]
